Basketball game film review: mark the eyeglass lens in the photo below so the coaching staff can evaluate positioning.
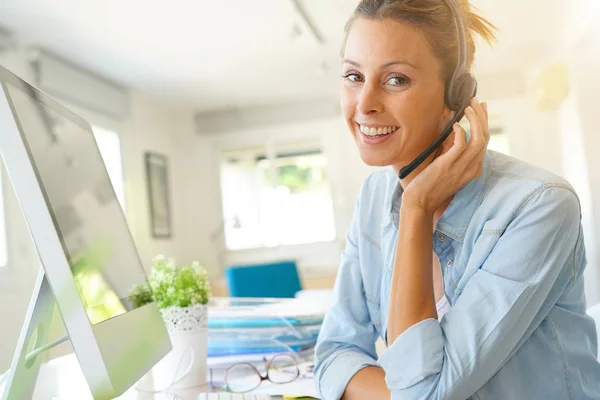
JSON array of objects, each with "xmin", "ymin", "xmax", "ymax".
[
  {"xmin": 225, "ymin": 362, "xmax": 262, "ymax": 393},
  {"xmin": 267, "ymin": 354, "xmax": 299, "ymax": 384}
]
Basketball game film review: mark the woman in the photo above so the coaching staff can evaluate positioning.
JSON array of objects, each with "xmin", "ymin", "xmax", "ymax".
[{"xmin": 313, "ymin": 0, "xmax": 600, "ymax": 399}]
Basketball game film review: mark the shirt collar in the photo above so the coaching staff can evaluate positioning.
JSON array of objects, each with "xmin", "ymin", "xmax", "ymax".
[
  {"xmin": 382, "ymin": 151, "xmax": 492, "ymax": 242},
  {"xmin": 380, "ymin": 172, "xmax": 403, "ymax": 229}
]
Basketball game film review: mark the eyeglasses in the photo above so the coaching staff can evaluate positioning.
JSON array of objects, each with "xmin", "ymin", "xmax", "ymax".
[{"xmin": 211, "ymin": 354, "xmax": 300, "ymax": 393}]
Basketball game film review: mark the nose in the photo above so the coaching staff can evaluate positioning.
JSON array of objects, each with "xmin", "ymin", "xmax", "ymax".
[{"xmin": 357, "ymin": 81, "xmax": 384, "ymax": 115}]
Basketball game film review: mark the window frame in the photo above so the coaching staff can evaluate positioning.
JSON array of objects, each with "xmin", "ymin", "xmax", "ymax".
[
  {"xmin": 218, "ymin": 136, "xmax": 338, "ymax": 252},
  {"xmin": 91, "ymin": 124, "xmax": 126, "ymax": 213}
]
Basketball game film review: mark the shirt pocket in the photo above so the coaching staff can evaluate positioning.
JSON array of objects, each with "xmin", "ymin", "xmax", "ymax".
[{"xmin": 454, "ymin": 229, "xmax": 502, "ymax": 297}]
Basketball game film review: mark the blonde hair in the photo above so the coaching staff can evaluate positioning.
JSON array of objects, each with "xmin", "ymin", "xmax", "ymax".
[{"xmin": 343, "ymin": 0, "xmax": 497, "ymax": 82}]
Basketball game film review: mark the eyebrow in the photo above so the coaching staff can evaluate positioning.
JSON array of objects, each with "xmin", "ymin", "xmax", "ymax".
[{"xmin": 342, "ymin": 59, "xmax": 419, "ymax": 70}]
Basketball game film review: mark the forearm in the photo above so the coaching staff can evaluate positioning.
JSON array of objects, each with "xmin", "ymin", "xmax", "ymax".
[
  {"xmin": 387, "ymin": 206, "xmax": 437, "ymax": 344},
  {"xmin": 342, "ymin": 366, "xmax": 390, "ymax": 400}
]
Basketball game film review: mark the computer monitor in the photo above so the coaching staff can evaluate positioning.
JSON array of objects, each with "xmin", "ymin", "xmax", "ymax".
[{"xmin": 0, "ymin": 64, "xmax": 171, "ymax": 399}]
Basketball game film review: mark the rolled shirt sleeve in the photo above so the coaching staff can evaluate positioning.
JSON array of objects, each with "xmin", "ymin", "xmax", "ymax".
[
  {"xmin": 316, "ymin": 348, "xmax": 380, "ymax": 400},
  {"xmin": 378, "ymin": 318, "xmax": 444, "ymax": 389},
  {"xmin": 378, "ymin": 186, "xmax": 582, "ymax": 399},
  {"xmin": 314, "ymin": 195, "xmax": 381, "ymax": 400}
]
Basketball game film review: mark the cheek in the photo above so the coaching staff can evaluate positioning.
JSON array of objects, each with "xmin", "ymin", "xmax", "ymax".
[
  {"xmin": 386, "ymin": 92, "xmax": 421, "ymax": 128},
  {"xmin": 399, "ymin": 89, "xmax": 429, "ymax": 113},
  {"xmin": 394, "ymin": 90, "xmax": 442, "ymax": 129},
  {"xmin": 340, "ymin": 87, "xmax": 354, "ymax": 115}
]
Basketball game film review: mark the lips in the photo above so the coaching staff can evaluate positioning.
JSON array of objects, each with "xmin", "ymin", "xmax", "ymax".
[
  {"xmin": 358, "ymin": 124, "xmax": 399, "ymax": 137},
  {"xmin": 356, "ymin": 123, "xmax": 398, "ymax": 144}
]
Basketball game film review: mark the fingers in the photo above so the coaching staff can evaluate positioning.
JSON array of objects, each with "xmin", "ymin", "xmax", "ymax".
[
  {"xmin": 481, "ymin": 101, "xmax": 490, "ymax": 145},
  {"xmin": 465, "ymin": 97, "xmax": 491, "ymax": 152},
  {"xmin": 439, "ymin": 122, "xmax": 468, "ymax": 163},
  {"xmin": 449, "ymin": 98, "xmax": 487, "ymax": 176},
  {"xmin": 464, "ymin": 105, "xmax": 484, "ymax": 152},
  {"xmin": 470, "ymin": 98, "xmax": 487, "ymax": 129},
  {"xmin": 435, "ymin": 98, "xmax": 489, "ymax": 172},
  {"xmin": 469, "ymin": 100, "xmax": 489, "ymax": 178},
  {"xmin": 483, "ymin": 101, "xmax": 489, "ymax": 122},
  {"xmin": 470, "ymin": 98, "xmax": 490, "ymax": 145}
]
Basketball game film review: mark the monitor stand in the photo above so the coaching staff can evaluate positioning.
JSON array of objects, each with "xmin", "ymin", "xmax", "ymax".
[{"xmin": 1, "ymin": 267, "xmax": 70, "ymax": 400}]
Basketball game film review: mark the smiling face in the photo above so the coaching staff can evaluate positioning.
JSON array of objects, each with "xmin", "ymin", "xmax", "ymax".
[{"xmin": 341, "ymin": 17, "xmax": 452, "ymax": 175}]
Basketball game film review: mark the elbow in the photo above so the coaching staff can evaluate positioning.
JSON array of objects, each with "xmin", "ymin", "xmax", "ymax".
[
  {"xmin": 378, "ymin": 319, "xmax": 449, "ymax": 399},
  {"xmin": 388, "ymin": 374, "xmax": 441, "ymax": 400},
  {"xmin": 314, "ymin": 345, "xmax": 381, "ymax": 400}
]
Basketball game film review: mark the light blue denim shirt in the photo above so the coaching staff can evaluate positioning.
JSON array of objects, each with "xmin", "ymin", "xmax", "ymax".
[{"xmin": 314, "ymin": 150, "xmax": 600, "ymax": 400}]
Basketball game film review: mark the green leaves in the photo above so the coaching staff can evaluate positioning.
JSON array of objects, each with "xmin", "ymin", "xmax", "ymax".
[{"xmin": 129, "ymin": 255, "xmax": 212, "ymax": 309}]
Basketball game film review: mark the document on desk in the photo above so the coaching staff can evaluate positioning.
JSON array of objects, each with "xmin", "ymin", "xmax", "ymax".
[
  {"xmin": 208, "ymin": 301, "xmax": 326, "ymax": 330},
  {"xmin": 251, "ymin": 377, "xmax": 319, "ymax": 398}
]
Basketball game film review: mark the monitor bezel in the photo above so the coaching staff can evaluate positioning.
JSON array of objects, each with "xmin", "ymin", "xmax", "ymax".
[{"xmin": 0, "ymin": 64, "xmax": 171, "ymax": 398}]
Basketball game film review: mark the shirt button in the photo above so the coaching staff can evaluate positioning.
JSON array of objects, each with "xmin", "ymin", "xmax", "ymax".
[
  {"xmin": 447, "ymin": 259, "xmax": 453, "ymax": 266},
  {"xmin": 438, "ymin": 234, "xmax": 446, "ymax": 242}
]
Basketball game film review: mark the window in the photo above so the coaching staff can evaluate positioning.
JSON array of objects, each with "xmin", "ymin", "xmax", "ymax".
[
  {"xmin": 219, "ymin": 142, "xmax": 336, "ymax": 250},
  {"xmin": 92, "ymin": 126, "xmax": 126, "ymax": 211},
  {"xmin": 0, "ymin": 166, "xmax": 6, "ymax": 267}
]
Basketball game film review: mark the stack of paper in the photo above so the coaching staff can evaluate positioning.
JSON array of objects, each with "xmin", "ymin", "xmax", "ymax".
[{"xmin": 207, "ymin": 297, "xmax": 325, "ymax": 357}]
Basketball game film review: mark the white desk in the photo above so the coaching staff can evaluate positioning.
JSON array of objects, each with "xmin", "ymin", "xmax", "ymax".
[
  {"xmin": 28, "ymin": 353, "xmax": 319, "ymax": 399},
  {"xmin": 7, "ymin": 293, "xmax": 330, "ymax": 399}
]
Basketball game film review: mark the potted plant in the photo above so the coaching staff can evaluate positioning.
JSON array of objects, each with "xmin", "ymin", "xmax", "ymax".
[{"xmin": 130, "ymin": 255, "xmax": 212, "ymax": 391}]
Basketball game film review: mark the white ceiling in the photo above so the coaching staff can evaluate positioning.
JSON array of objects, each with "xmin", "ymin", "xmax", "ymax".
[{"xmin": 0, "ymin": 0, "xmax": 592, "ymax": 111}]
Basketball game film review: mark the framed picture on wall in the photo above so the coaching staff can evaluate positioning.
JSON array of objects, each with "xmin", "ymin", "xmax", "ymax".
[{"xmin": 144, "ymin": 151, "xmax": 172, "ymax": 238}]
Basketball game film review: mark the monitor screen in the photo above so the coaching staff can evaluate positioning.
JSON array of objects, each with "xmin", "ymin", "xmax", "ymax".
[{"xmin": 5, "ymin": 82, "xmax": 153, "ymax": 325}]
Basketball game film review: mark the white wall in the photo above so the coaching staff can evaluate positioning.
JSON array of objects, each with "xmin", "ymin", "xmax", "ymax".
[
  {"xmin": 166, "ymin": 110, "xmax": 227, "ymax": 280},
  {"xmin": 491, "ymin": 98, "xmax": 563, "ymax": 176},
  {"xmin": 120, "ymin": 92, "xmax": 182, "ymax": 266},
  {"xmin": 559, "ymin": 46, "xmax": 600, "ymax": 306}
]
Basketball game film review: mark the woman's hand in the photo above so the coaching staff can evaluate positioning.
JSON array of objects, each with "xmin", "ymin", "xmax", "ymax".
[{"xmin": 402, "ymin": 98, "xmax": 490, "ymax": 215}]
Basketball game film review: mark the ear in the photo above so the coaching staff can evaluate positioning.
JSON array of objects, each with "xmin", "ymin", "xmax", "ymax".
[{"xmin": 442, "ymin": 104, "xmax": 453, "ymax": 118}]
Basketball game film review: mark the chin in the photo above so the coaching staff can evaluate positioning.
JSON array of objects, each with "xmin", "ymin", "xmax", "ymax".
[{"xmin": 358, "ymin": 149, "xmax": 399, "ymax": 167}]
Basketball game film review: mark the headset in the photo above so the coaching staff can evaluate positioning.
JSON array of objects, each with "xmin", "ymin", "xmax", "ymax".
[{"xmin": 397, "ymin": 0, "xmax": 477, "ymax": 180}]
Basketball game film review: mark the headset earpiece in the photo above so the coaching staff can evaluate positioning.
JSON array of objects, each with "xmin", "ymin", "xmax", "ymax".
[{"xmin": 445, "ymin": 72, "xmax": 477, "ymax": 112}]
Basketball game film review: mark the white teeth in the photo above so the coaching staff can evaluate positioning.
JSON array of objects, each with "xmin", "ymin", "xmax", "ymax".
[{"xmin": 360, "ymin": 125, "xmax": 398, "ymax": 136}]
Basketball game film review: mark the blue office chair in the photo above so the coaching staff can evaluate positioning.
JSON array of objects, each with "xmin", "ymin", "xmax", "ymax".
[{"xmin": 226, "ymin": 261, "xmax": 302, "ymax": 298}]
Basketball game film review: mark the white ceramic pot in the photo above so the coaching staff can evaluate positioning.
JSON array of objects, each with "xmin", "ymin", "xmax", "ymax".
[{"xmin": 143, "ymin": 303, "xmax": 209, "ymax": 391}]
